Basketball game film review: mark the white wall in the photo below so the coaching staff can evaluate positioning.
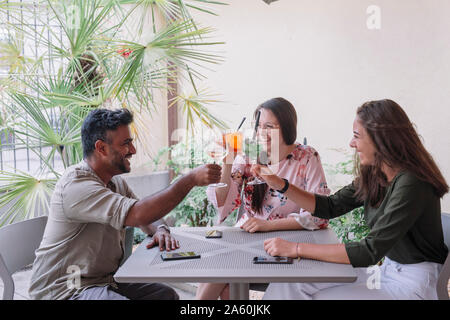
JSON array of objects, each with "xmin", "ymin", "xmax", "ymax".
[{"xmin": 189, "ymin": 0, "xmax": 450, "ymax": 211}]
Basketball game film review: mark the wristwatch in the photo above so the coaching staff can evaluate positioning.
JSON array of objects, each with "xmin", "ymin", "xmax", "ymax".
[
  {"xmin": 157, "ymin": 225, "xmax": 170, "ymax": 233},
  {"xmin": 277, "ymin": 178, "xmax": 289, "ymax": 194}
]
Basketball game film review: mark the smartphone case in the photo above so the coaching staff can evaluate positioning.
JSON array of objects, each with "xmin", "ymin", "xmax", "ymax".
[
  {"xmin": 205, "ymin": 230, "xmax": 223, "ymax": 238},
  {"xmin": 253, "ymin": 256, "xmax": 293, "ymax": 264},
  {"xmin": 161, "ymin": 252, "xmax": 201, "ymax": 261}
]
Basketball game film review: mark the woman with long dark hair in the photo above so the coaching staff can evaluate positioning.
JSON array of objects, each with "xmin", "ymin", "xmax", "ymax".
[
  {"xmin": 254, "ymin": 99, "xmax": 449, "ymax": 299},
  {"xmin": 196, "ymin": 97, "xmax": 330, "ymax": 299}
]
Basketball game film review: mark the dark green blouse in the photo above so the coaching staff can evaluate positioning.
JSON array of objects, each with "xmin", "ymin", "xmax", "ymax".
[{"xmin": 314, "ymin": 171, "xmax": 448, "ymax": 267}]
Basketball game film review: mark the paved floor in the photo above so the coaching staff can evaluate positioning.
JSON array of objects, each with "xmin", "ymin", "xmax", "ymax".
[
  {"xmin": 0, "ymin": 266, "xmax": 196, "ymax": 300},
  {"xmin": 0, "ymin": 266, "xmax": 265, "ymax": 300},
  {"xmin": 3, "ymin": 266, "xmax": 446, "ymax": 300}
]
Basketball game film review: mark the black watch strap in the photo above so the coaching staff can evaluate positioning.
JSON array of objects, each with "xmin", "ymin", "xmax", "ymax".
[{"xmin": 277, "ymin": 178, "xmax": 289, "ymax": 194}]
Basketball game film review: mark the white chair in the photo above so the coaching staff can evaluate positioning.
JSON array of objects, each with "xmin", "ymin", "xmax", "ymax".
[
  {"xmin": 0, "ymin": 216, "xmax": 48, "ymax": 300},
  {"xmin": 437, "ymin": 212, "xmax": 450, "ymax": 300},
  {"xmin": 121, "ymin": 171, "xmax": 170, "ymax": 265}
]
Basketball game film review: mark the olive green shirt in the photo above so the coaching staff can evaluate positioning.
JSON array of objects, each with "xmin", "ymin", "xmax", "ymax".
[
  {"xmin": 29, "ymin": 161, "xmax": 139, "ymax": 300},
  {"xmin": 314, "ymin": 171, "xmax": 448, "ymax": 267}
]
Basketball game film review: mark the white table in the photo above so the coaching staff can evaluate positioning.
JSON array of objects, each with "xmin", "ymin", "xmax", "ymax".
[{"xmin": 114, "ymin": 226, "xmax": 357, "ymax": 300}]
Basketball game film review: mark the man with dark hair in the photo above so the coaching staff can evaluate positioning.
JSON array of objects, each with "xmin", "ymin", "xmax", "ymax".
[
  {"xmin": 81, "ymin": 108, "xmax": 134, "ymax": 158},
  {"xmin": 29, "ymin": 108, "xmax": 222, "ymax": 300}
]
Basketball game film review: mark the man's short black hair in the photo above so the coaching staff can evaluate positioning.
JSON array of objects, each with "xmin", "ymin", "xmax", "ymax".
[{"xmin": 81, "ymin": 108, "xmax": 133, "ymax": 158}]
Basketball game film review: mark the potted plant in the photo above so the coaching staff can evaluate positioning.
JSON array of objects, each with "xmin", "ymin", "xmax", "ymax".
[{"xmin": 324, "ymin": 149, "xmax": 370, "ymax": 243}]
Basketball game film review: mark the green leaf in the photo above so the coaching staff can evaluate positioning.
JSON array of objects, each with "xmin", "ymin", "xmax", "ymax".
[{"xmin": 0, "ymin": 169, "xmax": 57, "ymax": 227}]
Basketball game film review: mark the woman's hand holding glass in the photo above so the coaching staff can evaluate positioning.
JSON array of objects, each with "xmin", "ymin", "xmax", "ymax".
[
  {"xmin": 223, "ymin": 131, "xmax": 243, "ymax": 165},
  {"xmin": 250, "ymin": 164, "xmax": 284, "ymax": 190},
  {"xmin": 205, "ymin": 130, "xmax": 244, "ymax": 188},
  {"xmin": 244, "ymin": 135, "xmax": 269, "ymax": 185}
]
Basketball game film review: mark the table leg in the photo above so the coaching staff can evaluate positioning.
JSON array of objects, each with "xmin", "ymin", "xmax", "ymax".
[{"xmin": 229, "ymin": 283, "xmax": 249, "ymax": 300}]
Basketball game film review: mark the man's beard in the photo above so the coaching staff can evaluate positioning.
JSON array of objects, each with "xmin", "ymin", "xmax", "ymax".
[
  {"xmin": 111, "ymin": 151, "xmax": 131, "ymax": 174},
  {"xmin": 116, "ymin": 159, "xmax": 129, "ymax": 173}
]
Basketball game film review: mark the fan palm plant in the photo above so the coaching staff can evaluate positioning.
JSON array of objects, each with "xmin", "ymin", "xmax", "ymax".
[
  {"xmin": 0, "ymin": 0, "xmax": 228, "ymax": 226},
  {"xmin": 170, "ymin": 87, "xmax": 226, "ymax": 137},
  {"xmin": 0, "ymin": 37, "xmax": 35, "ymax": 74}
]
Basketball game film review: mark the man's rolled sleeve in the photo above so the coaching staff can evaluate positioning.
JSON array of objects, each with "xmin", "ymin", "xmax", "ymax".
[{"xmin": 62, "ymin": 175, "xmax": 138, "ymax": 230}]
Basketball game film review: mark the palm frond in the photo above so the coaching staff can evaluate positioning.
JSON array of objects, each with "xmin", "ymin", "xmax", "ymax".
[
  {"xmin": 111, "ymin": 19, "xmax": 223, "ymax": 97},
  {"xmin": 169, "ymin": 88, "xmax": 228, "ymax": 136},
  {"xmin": 0, "ymin": 0, "xmax": 23, "ymax": 11},
  {"xmin": 4, "ymin": 91, "xmax": 83, "ymax": 168},
  {"xmin": 0, "ymin": 168, "xmax": 56, "ymax": 227},
  {"xmin": 0, "ymin": 37, "xmax": 35, "ymax": 74},
  {"xmin": 44, "ymin": 0, "xmax": 118, "ymax": 63}
]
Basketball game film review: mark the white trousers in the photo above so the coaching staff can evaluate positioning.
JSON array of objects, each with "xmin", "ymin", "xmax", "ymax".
[{"xmin": 263, "ymin": 257, "xmax": 443, "ymax": 300}]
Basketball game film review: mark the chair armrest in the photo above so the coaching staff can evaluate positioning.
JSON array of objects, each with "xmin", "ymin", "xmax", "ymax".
[
  {"xmin": 437, "ymin": 253, "xmax": 450, "ymax": 300},
  {"xmin": 0, "ymin": 254, "xmax": 15, "ymax": 300},
  {"xmin": 120, "ymin": 227, "xmax": 135, "ymax": 266}
]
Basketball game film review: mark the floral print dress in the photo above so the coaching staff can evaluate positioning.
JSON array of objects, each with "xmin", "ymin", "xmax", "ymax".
[{"xmin": 206, "ymin": 143, "xmax": 330, "ymax": 230}]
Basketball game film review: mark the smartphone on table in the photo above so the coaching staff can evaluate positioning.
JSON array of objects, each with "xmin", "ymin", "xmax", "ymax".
[
  {"xmin": 161, "ymin": 251, "xmax": 201, "ymax": 261},
  {"xmin": 205, "ymin": 230, "xmax": 222, "ymax": 238},
  {"xmin": 253, "ymin": 256, "xmax": 293, "ymax": 264}
]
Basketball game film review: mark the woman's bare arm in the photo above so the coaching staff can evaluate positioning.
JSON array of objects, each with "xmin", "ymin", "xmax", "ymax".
[
  {"xmin": 298, "ymin": 243, "xmax": 351, "ymax": 264},
  {"xmin": 214, "ymin": 163, "xmax": 233, "ymax": 207},
  {"xmin": 263, "ymin": 237, "xmax": 351, "ymax": 264}
]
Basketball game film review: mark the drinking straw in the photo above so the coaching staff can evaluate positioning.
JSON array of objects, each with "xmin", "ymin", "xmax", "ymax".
[
  {"xmin": 252, "ymin": 110, "xmax": 261, "ymax": 140},
  {"xmin": 236, "ymin": 117, "xmax": 246, "ymax": 131}
]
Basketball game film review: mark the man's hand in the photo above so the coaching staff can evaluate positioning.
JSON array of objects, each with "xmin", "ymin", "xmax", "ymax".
[
  {"xmin": 263, "ymin": 237, "xmax": 298, "ymax": 258},
  {"xmin": 146, "ymin": 228, "xmax": 180, "ymax": 251},
  {"xmin": 190, "ymin": 164, "xmax": 222, "ymax": 186},
  {"xmin": 241, "ymin": 217, "xmax": 273, "ymax": 233}
]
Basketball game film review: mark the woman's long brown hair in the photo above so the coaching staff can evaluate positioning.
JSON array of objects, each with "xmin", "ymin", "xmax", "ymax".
[
  {"xmin": 354, "ymin": 99, "xmax": 449, "ymax": 207},
  {"xmin": 250, "ymin": 97, "xmax": 297, "ymax": 214}
]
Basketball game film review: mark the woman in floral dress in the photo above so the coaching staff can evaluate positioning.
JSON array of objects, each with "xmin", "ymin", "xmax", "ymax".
[{"xmin": 195, "ymin": 97, "xmax": 330, "ymax": 300}]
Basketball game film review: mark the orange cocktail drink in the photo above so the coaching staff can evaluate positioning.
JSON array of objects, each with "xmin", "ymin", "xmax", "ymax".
[{"xmin": 223, "ymin": 131, "xmax": 243, "ymax": 153}]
